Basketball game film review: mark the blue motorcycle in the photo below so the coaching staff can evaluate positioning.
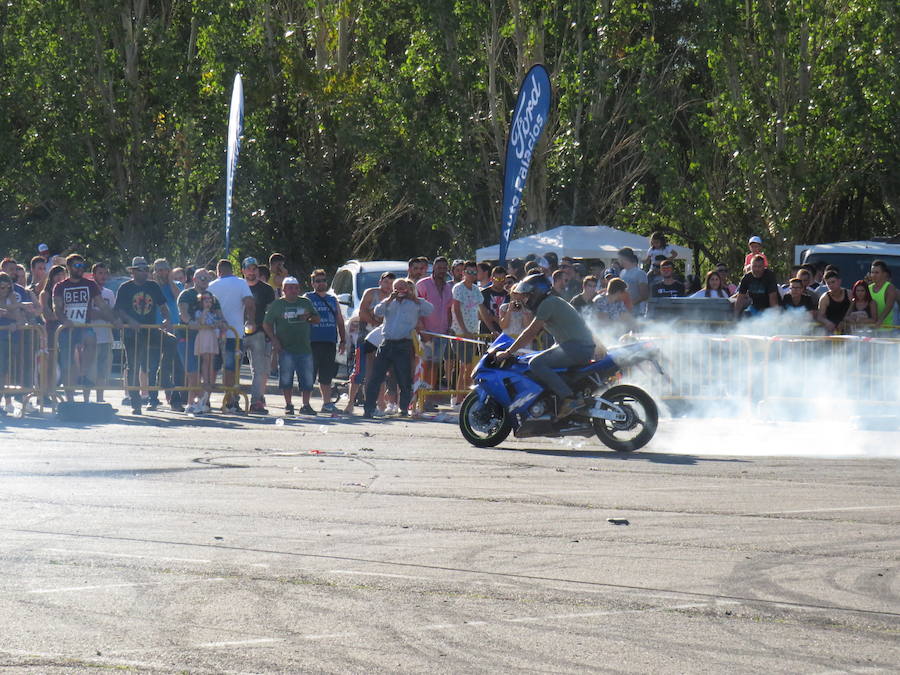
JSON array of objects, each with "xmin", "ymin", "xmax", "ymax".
[{"xmin": 459, "ymin": 334, "xmax": 661, "ymax": 452}]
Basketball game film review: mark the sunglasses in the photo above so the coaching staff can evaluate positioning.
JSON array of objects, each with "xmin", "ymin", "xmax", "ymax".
[
  {"xmin": 314, "ymin": 278, "xmax": 327, "ymax": 283},
  {"xmin": 71, "ymin": 262, "xmax": 86, "ymax": 269},
  {"xmin": 465, "ymin": 270, "xmax": 477, "ymax": 275}
]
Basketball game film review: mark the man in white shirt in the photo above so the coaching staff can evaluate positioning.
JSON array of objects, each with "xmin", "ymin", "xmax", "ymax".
[
  {"xmin": 209, "ymin": 258, "xmax": 254, "ymax": 413},
  {"xmin": 89, "ymin": 262, "xmax": 118, "ymax": 403}
]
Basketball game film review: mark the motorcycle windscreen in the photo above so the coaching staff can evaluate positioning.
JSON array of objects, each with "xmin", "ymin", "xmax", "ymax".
[{"xmin": 490, "ymin": 333, "xmax": 514, "ymax": 350}]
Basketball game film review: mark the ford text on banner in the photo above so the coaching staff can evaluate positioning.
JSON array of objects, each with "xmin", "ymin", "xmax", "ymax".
[
  {"xmin": 499, "ymin": 64, "xmax": 551, "ymax": 266},
  {"xmin": 225, "ymin": 73, "xmax": 244, "ymax": 255}
]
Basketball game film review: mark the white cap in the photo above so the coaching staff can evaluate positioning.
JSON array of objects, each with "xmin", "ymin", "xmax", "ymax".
[
  {"xmin": 37, "ymin": 243, "xmax": 49, "ymax": 252},
  {"xmin": 282, "ymin": 276, "xmax": 300, "ymax": 286},
  {"xmin": 748, "ymin": 235, "xmax": 762, "ymax": 245}
]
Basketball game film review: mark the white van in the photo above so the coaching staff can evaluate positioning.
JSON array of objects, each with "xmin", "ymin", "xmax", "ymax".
[
  {"xmin": 794, "ymin": 239, "xmax": 900, "ymax": 285},
  {"xmin": 329, "ymin": 259, "xmax": 409, "ymax": 321}
]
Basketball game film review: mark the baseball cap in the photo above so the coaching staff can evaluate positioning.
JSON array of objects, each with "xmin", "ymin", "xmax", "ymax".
[
  {"xmin": 128, "ymin": 256, "xmax": 150, "ymax": 270},
  {"xmin": 153, "ymin": 258, "xmax": 170, "ymax": 270},
  {"xmin": 604, "ymin": 269, "xmax": 616, "ymax": 278},
  {"xmin": 37, "ymin": 243, "xmax": 49, "ymax": 252},
  {"xmin": 451, "ymin": 259, "xmax": 465, "ymax": 267},
  {"xmin": 242, "ymin": 256, "xmax": 258, "ymax": 269},
  {"xmin": 282, "ymin": 276, "xmax": 300, "ymax": 286},
  {"xmin": 748, "ymin": 235, "xmax": 762, "ymax": 245}
]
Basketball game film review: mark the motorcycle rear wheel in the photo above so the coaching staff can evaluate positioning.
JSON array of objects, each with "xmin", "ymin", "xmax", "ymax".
[
  {"xmin": 459, "ymin": 392, "xmax": 512, "ymax": 447},
  {"xmin": 592, "ymin": 384, "xmax": 658, "ymax": 452}
]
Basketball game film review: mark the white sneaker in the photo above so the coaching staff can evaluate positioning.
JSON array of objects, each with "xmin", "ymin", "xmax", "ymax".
[{"xmin": 385, "ymin": 403, "xmax": 399, "ymax": 415}]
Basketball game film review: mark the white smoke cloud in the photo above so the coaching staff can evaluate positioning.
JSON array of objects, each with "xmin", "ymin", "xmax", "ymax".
[{"xmin": 587, "ymin": 309, "xmax": 900, "ymax": 458}]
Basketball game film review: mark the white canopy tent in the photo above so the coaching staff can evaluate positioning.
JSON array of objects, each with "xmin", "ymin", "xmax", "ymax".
[{"xmin": 476, "ymin": 225, "xmax": 693, "ymax": 274}]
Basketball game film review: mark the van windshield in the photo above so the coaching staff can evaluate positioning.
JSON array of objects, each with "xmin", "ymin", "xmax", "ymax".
[
  {"xmin": 804, "ymin": 253, "xmax": 900, "ymax": 286},
  {"xmin": 356, "ymin": 269, "xmax": 406, "ymax": 296}
]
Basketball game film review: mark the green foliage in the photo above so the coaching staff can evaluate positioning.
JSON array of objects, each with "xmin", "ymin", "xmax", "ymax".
[{"xmin": 0, "ymin": 0, "xmax": 896, "ymax": 277}]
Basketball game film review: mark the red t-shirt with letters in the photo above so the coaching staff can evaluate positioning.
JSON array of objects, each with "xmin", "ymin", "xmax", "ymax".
[{"xmin": 53, "ymin": 278, "xmax": 100, "ymax": 324}]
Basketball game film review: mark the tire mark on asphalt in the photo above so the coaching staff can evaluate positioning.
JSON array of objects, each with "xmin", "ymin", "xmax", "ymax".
[{"xmin": 10, "ymin": 527, "xmax": 900, "ymax": 620}]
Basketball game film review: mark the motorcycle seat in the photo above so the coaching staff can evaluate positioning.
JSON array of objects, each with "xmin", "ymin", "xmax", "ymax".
[{"xmin": 552, "ymin": 355, "xmax": 616, "ymax": 375}]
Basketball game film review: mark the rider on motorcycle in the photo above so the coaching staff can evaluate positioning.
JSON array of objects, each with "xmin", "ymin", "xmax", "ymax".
[{"xmin": 495, "ymin": 273, "xmax": 605, "ymax": 419}]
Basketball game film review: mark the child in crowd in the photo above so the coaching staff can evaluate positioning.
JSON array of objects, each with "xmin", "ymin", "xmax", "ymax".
[
  {"xmin": 743, "ymin": 236, "xmax": 768, "ymax": 272},
  {"xmin": 192, "ymin": 291, "xmax": 226, "ymax": 413},
  {"xmin": 643, "ymin": 231, "xmax": 678, "ymax": 269}
]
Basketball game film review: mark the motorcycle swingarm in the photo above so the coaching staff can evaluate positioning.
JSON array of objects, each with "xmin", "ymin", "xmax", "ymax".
[{"xmin": 586, "ymin": 399, "xmax": 627, "ymax": 423}]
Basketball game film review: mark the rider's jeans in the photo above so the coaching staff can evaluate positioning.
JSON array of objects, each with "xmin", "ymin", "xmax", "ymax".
[{"xmin": 528, "ymin": 340, "xmax": 596, "ymax": 399}]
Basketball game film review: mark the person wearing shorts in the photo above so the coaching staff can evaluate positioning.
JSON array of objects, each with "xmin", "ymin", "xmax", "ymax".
[
  {"xmin": 54, "ymin": 254, "xmax": 113, "ymax": 402},
  {"xmin": 88, "ymin": 263, "xmax": 117, "ymax": 402},
  {"xmin": 263, "ymin": 276, "xmax": 320, "ymax": 416},
  {"xmin": 178, "ymin": 269, "xmax": 218, "ymax": 410},
  {"xmin": 305, "ymin": 269, "xmax": 346, "ymax": 414}
]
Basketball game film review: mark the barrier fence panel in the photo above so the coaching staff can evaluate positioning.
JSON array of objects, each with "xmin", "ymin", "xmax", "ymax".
[
  {"xmin": 51, "ymin": 323, "xmax": 247, "ymax": 411},
  {"xmin": 0, "ymin": 324, "xmax": 48, "ymax": 414},
  {"xmin": 761, "ymin": 335, "xmax": 900, "ymax": 408},
  {"xmin": 633, "ymin": 332, "xmax": 756, "ymax": 407},
  {"xmin": 412, "ymin": 332, "xmax": 492, "ymax": 412},
  {"xmin": 634, "ymin": 331, "xmax": 900, "ymax": 413}
]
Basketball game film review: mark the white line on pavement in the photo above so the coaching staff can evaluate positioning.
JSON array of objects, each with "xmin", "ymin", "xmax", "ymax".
[
  {"xmin": 505, "ymin": 602, "xmax": 712, "ymax": 623},
  {"xmin": 43, "ymin": 547, "xmax": 212, "ymax": 564},
  {"xmin": 328, "ymin": 569, "xmax": 431, "ymax": 580},
  {"xmin": 198, "ymin": 638, "xmax": 282, "ymax": 648},
  {"xmin": 752, "ymin": 505, "xmax": 900, "ymax": 515},
  {"xmin": 27, "ymin": 578, "xmax": 225, "ymax": 595}
]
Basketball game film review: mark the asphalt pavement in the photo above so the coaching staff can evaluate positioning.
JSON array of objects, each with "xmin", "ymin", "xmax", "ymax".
[{"xmin": 0, "ymin": 398, "xmax": 898, "ymax": 673}]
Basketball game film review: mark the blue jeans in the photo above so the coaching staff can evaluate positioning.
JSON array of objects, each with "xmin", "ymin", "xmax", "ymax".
[
  {"xmin": 278, "ymin": 351, "xmax": 313, "ymax": 391},
  {"xmin": 221, "ymin": 337, "xmax": 239, "ymax": 372},
  {"xmin": 528, "ymin": 340, "xmax": 595, "ymax": 399},
  {"xmin": 177, "ymin": 330, "xmax": 198, "ymax": 373},
  {"xmin": 364, "ymin": 339, "xmax": 413, "ymax": 414}
]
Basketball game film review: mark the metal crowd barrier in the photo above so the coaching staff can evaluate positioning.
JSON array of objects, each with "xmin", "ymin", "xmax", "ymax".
[
  {"xmin": 51, "ymin": 323, "xmax": 248, "ymax": 411},
  {"xmin": 0, "ymin": 324, "xmax": 48, "ymax": 414},
  {"xmin": 412, "ymin": 331, "xmax": 492, "ymax": 412},
  {"xmin": 632, "ymin": 332, "xmax": 756, "ymax": 406},
  {"xmin": 631, "ymin": 331, "xmax": 900, "ymax": 412},
  {"xmin": 760, "ymin": 334, "xmax": 900, "ymax": 407}
]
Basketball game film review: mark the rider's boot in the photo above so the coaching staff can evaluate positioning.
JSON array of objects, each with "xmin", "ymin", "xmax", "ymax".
[{"xmin": 555, "ymin": 395, "xmax": 587, "ymax": 421}]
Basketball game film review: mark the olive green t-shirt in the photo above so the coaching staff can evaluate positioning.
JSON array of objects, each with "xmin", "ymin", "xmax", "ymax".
[
  {"xmin": 535, "ymin": 295, "xmax": 595, "ymax": 345},
  {"xmin": 263, "ymin": 297, "xmax": 319, "ymax": 354}
]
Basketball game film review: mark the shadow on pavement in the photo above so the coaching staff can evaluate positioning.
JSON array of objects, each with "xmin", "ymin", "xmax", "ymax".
[
  {"xmin": 499, "ymin": 446, "xmax": 750, "ymax": 465},
  {"xmin": 0, "ymin": 465, "xmax": 242, "ymax": 479}
]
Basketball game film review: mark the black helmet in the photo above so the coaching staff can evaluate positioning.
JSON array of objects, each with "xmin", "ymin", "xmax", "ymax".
[{"xmin": 512, "ymin": 273, "xmax": 552, "ymax": 311}]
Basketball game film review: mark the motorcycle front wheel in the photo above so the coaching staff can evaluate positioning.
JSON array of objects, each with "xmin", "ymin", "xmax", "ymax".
[
  {"xmin": 459, "ymin": 392, "xmax": 512, "ymax": 447},
  {"xmin": 592, "ymin": 384, "xmax": 658, "ymax": 452}
]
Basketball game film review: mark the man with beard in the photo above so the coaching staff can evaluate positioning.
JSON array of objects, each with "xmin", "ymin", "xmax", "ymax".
[
  {"xmin": 54, "ymin": 254, "xmax": 114, "ymax": 402},
  {"xmin": 242, "ymin": 257, "xmax": 276, "ymax": 414},
  {"xmin": 115, "ymin": 257, "xmax": 170, "ymax": 414}
]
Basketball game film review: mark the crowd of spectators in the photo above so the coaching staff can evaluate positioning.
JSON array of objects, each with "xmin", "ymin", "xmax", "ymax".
[{"xmin": 0, "ymin": 232, "xmax": 897, "ymax": 418}]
